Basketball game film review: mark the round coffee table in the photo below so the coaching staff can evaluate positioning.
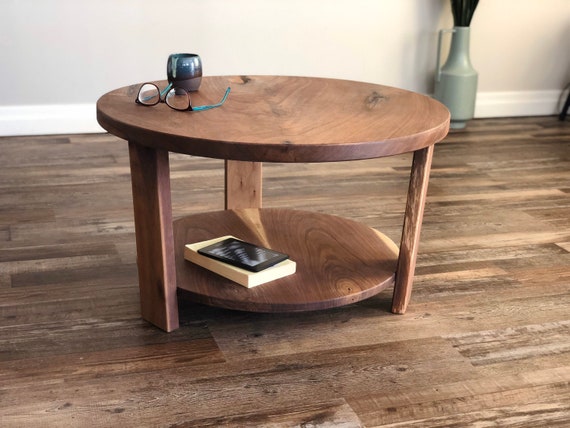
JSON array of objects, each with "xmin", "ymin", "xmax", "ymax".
[{"xmin": 97, "ymin": 76, "xmax": 449, "ymax": 332}]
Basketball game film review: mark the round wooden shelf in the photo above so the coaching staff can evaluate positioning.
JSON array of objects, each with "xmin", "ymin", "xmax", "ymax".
[{"xmin": 174, "ymin": 208, "xmax": 399, "ymax": 312}]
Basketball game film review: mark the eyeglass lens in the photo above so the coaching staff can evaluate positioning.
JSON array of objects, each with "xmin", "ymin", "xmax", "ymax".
[
  {"xmin": 137, "ymin": 84, "xmax": 160, "ymax": 105},
  {"xmin": 166, "ymin": 88, "xmax": 191, "ymax": 111}
]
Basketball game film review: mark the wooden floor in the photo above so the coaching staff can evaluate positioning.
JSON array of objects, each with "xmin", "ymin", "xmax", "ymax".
[{"xmin": 1, "ymin": 116, "xmax": 569, "ymax": 427}]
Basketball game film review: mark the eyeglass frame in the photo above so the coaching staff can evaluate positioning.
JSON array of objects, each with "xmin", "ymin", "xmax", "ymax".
[{"xmin": 135, "ymin": 82, "xmax": 231, "ymax": 112}]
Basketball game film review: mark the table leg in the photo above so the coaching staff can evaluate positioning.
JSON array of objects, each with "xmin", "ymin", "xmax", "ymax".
[
  {"xmin": 225, "ymin": 160, "xmax": 262, "ymax": 209},
  {"xmin": 128, "ymin": 142, "xmax": 179, "ymax": 332},
  {"xmin": 392, "ymin": 145, "xmax": 435, "ymax": 314}
]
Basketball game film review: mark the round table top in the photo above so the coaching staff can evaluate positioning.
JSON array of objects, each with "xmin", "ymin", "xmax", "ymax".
[{"xmin": 97, "ymin": 75, "xmax": 450, "ymax": 162}]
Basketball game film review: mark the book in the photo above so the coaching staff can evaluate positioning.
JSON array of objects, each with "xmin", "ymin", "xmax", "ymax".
[{"xmin": 184, "ymin": 236, "xmax": 296, "ymax": 288}]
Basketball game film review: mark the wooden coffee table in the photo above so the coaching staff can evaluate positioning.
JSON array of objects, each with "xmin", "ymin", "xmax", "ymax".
[{"xmin": 97, "ymin": 76, "xmax": 449, "ymax": 332}]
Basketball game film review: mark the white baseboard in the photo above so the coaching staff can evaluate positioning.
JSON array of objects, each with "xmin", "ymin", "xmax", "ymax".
[
  {"xmin": 0, "ymin": 104, "xmax": 105, "ymax": 137},
  {"xmin": 475, "ymin": 89, "xmax": 565, "ymax": 118},
  {"xmin": 0, "ymin": 89, "xmax": 565, "ymax": 137}
]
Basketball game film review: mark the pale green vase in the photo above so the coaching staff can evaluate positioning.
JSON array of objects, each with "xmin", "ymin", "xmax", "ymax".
[{"xmin": 434, "ymin": 26, "xmax": 478, "ymax": 129}]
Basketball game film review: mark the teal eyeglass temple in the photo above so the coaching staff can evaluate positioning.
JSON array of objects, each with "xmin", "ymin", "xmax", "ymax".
[
  {"xmin": 159, "ymin": 83, "xmax": 172, "ymax": 97},
  {"xmin": 193, "ymin": 86, "xmax": 231, "ymax": 111},
  {"xmin": 136, "ymin": 82, "xmax": 231, "ymax": 112}
]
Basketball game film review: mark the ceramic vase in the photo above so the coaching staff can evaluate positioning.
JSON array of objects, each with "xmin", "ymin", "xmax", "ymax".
[
  {"xmin": 434, "ymin": 26, "xmax": 478, "ymax": 129},
  {"xmin": 167, "ymin": 53, "xmax": 202, "ymax": 92}
]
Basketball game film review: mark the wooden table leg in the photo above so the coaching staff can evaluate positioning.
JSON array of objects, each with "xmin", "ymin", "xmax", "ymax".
[
  {"xmin": 392, "ymin": 145, "xmax": 435, "ymax": 314},
  {"xmin": 128, "ymin": 142, "xmax": 179, "ymax": 332},
  {"xmin": 225, "ymin": 160, "xmax": 263, "ymax": 209}
]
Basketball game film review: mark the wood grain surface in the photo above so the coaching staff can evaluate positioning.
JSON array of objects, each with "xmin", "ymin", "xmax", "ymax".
[
  {"xmin": 392, "ymin": 145, "xmax": 435, "ymax": 314},
  {"xmin": 128, "ymin": 142, "xmax": 179, "ymax": 332},
  {"xmin": 224, "ymin": 160, "xmax": 262, "ymax": 209},
  {"xmin": 174, "ymin": 208, "xmax": 398, "ymax": 312},
  {"xmin": 1, "ymin": 116, "xmax": 569, "ymax": 427},
  {"xmin": 97, "ymin": 76, "xmax": 450, "ymax": 162}
]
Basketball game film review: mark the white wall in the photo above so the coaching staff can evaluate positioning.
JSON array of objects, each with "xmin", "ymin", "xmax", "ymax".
[{"xmin": 0, "ymin": 0, "xmax": 568, "ymax": 136}]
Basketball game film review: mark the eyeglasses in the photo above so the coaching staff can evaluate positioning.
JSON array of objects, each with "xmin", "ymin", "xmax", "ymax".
[{"xmin": 135, "ymin": 83, "xmax": 231, "ymax": 112}]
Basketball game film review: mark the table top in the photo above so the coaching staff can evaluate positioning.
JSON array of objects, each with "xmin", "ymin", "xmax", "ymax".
[{"xmin": 97, "ymin": 75, "xmax": 450, "ymax": 162}]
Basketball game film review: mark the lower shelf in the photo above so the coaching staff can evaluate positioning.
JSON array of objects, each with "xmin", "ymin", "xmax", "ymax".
[{"xmin": 173, "ymin": 208, "xmax": 399, "ymax": 312}]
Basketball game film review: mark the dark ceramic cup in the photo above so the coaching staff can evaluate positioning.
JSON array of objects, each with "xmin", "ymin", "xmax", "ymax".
[{"xmin": 167, "ymin": 53, "xmax": 202, "ymax": 92}]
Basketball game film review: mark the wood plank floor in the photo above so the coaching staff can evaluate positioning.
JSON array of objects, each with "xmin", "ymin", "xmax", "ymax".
[{"xmin": 1, "ymin": 116, "xmax": 569, "ymax": 427}]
